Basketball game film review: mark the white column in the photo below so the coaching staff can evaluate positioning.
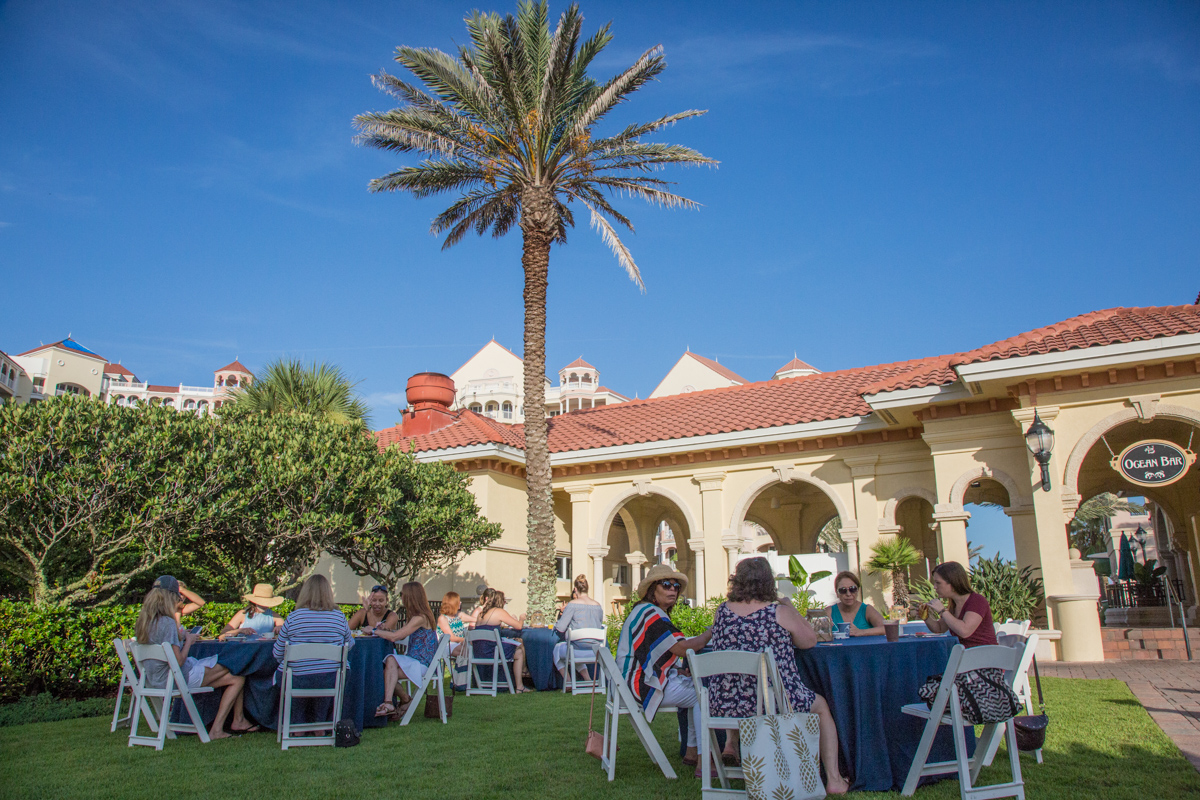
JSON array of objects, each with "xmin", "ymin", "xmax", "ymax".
[
  {"xmin": 687, "ymin": 538, "xmax": 706, "ymax": 603},
  {"xmin": 589, "ymin": 544, "xmax": 609, "ymax": 605},
  {"xmin": 568, "ymin": 485, "xmax": 593, "ymax": 589}
]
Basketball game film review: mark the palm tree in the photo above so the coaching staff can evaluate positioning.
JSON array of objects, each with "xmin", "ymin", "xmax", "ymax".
[
  {"xmin": 1069, "ymin": 492, "xmax": 1145, "ymax": 555},
  {"xmin": 354, "ymin": 2, "xmax": 714, "ymax": 617},
  {"xmin": 228, "ymin": 359, "xmax": 370, "ymax": 427},
  {"xmin": 866, "ymin": 536, "xmax": 923, "ymax": 609}
]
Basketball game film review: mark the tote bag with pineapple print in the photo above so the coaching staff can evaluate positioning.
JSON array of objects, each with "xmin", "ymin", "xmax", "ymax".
[{"xmin": 737, "ymin": 686, "xmax": 825, "ymax": 800}]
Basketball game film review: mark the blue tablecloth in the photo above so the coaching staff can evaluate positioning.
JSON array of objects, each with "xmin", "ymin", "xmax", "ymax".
[
  {"xmin": 176, "ymin": 637, "xmax": 393, "ymax": 733},
  {"xmin": 794, "ymin": 634, "xmax": 975, "ymax": 792},
  {"xmin": 521, "ymin": 627, "xmax": 562, "ymax": 691}
]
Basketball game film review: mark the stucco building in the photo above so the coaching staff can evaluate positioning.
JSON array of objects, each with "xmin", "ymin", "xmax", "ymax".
[{"xmin": 374, "ymin": 304, "xmax": 1200, "ymax": 663}]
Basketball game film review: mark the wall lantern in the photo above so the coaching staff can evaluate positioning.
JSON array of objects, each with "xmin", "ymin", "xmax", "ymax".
[
  {"xmin": 1135, "ymin": 526, "xmax": 1148, "ymax": 560},
  {"xmin": 1024, "ymin": 410, "xmax": 1055, "ymax": 492}
]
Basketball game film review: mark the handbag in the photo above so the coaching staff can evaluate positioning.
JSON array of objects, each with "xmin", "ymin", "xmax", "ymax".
[
  {"xmin": 1012, "ymin": 656, "xmax": 1048, "ymax": 751},
  {"xmin": 584, "ymin": 678, "xmax": 605, "ymax": 759},
  {"xmin": 919, "ymin": 667, "xmax": 1022, "ymax": 726},
  {"xmin": 738, "ymin": 654, "xmax": 826, "ymax": 800},
  {"xmin": 334, "ymin": 719, "xmax": 360, "ymax": 748}
]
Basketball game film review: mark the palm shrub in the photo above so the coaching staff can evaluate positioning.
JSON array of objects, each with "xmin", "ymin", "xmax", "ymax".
[
  {"xmin": 970, "ymin": 554, "xmax": 1045, "ymax": 624},
  {"xmin": 866, "ymin": 536, "xmax": 922, "ymax": 609},
  {"xmin": 354, "ymin": 1, "xmax": 713, "ymax": 619},
  {"xmin": 786, "ymin": 555, "xmax": 831, "ymax": 614},
  {"xmin": 227, "ymin": 358, "xmax": 369, "ymax": 427}
]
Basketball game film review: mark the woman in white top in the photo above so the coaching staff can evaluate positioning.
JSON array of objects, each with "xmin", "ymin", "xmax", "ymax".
[
  {"xmin": 553, "ymin": 575, "xmax": 605, "ymax": 683},
  {"xmin": 219, "ymin": 584, "xmax": 285, "ymax": 640}
]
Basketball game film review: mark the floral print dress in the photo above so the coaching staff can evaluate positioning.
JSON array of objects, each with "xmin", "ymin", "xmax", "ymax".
[{"xmin": 707, "ymin": 602, "xmax": 816, "ymax": 716}]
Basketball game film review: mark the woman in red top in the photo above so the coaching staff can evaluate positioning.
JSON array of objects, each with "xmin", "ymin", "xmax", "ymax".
[{"xmin": 920, "ymin": 561, "xmax": 997, "ymax": 647}]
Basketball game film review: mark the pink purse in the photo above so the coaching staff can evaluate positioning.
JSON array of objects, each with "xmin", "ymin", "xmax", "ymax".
[{"xmin": 585, "ymin": 683, "xmax": 604, "ymax": 759}]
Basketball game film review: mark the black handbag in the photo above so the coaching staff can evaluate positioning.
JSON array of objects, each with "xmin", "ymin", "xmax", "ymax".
[
  {"xmin": 1012, "ymin": 656, "xmax": 1049, "ymax": 751},
  {"xmin": 334, "ymin": 719, "xmax": 360, "ymax": 747},
  {"xmin": 919, "ymin": 667, "xmax": 1022, "ymax": 726}
]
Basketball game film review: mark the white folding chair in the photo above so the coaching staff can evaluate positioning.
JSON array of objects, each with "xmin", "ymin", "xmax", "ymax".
[
  {"xmin": 686, "ymin": 649, "xmax": 777, "ymax": 800},
  {"xmin": 595, "ymin": 647, "xmax": 678, "ymax": 781},
  {"xmin": 127, "ymin": 642, "xmax": 214, "ymax": 750},
  {"xmin": 994, "ymin": 619, "xmax": 1031, "ymax": 638},
  {"xmin": 111, "ymin": 638, "xmax": 151, "ymax": 732},
  {"xmin": 398, "ymin": 635, "xmax": 452, "ymax": 725},
  {"xmin": 985, "ymin": 633, "xmax": 1042, "ymax": 766},
  {"xmin": 277, "ymin": 643, "xmax": 349, "ymax": 749},
  {"xmin": 465, "ymin": 628, "xmax": 515, "ymax": 696},
  {"xmin": 563, "ymin": 627, "xmax": 607, "ymax": 696},
  {"xmin": 901, "ymin": 643, "xmax": 1026, "ymax": 800}
]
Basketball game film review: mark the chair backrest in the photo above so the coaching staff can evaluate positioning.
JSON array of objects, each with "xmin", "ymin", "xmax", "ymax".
[
  {"xmin": 281, "ymin": 642, "xmax": 349, "ymax": 668},
  {"xmin": 1011, "ymin": 633, "xmax": 1039, "ymax": 681},
  {"xmin": 686, "ymin": 649, "xmax": 775, "ymax": 716},
  {"xmin": 466, "ymin": 627, "xmax": 502, "ymax": 658},
  {"xmin": 994, "ymin": 619, "xmax": 1031, "ymax": 637},
  {"xmin": 113, "ymin": 638, "xmax": 138, "ymax": 682},
  {"xmin": 130, "ymin": 641, "xmax": 191, "ymax": 693},
  {"xmin": 568, "ymin": 627, "xmax": 607, "ymax": 644},
  {"xmin": 954, "ymin": 643, "xmax": 1025, "ymax": 678}
]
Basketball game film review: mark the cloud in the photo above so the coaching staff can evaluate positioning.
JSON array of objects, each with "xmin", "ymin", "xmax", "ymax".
[
  {"xmin": 0, "ymin": 221, "xmax": 12, "ymax": 229},
  {"xmin": 1116, "ymin": 41, "xmax": 1200, "ymax": 84}
]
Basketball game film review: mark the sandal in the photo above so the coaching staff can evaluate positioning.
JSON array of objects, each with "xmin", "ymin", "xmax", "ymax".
[
  {"xmin": 682, "ymin": 755, "xmax": 699, "ymax": 767},
  {"xmin": 374, "ymin": 702, "xmax": 395, "ymax": 718},
  {"xmin": 721, "ymin": 750, "xmax": 741, "ymax": 766},
  {"xmin": 231, "ymin": 724, "xmax": 261, "ymax": 734}
]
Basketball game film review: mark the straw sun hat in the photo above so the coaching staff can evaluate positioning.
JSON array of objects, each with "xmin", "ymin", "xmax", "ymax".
[
  {"xmin": 242, "ymin": 583, "xmax": 285, "ymax": 608},
  {"xmin": 636, "ymin": 564, "xmax": 689, "ymax": 601}
]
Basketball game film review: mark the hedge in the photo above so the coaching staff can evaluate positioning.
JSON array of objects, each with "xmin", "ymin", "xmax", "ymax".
[{"xmin": 0, "ymin": 600, "xmax": 362, "ymax": 702}]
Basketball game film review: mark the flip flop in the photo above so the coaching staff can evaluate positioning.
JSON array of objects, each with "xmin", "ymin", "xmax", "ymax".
[
  {"xmin": 374, "ymin": 702, "xmax": 395, "ymax": 718},
  {"xmin": 232, "ymin": 724, "xmax": 261, "ymax": 734}
]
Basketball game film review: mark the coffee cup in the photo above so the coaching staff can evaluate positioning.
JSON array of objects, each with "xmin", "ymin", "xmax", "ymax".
[{"xmin": 884, "ymin": 622, "xmax": 900, "ymax": 642}]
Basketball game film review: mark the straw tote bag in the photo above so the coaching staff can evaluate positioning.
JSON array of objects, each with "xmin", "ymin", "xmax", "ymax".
[{"xmin": 738, "ymin": 655, "xmax": 826, "ymax": 800}]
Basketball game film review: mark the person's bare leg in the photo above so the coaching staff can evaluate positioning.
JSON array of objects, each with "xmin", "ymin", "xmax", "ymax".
[
  {"xmin": 722, "ymin": 728, "xmax": 740, "ymax": 761},
  {"xmin": 513, "ymin": 647, "xmax": 528, "ymax": 692},
  {"xmin": 396, "ymin": 664, "xmax": 413, "ymax": 708},
  {"xmin": 811, "ymin": 696, "xmax": 849, "ymax": 794},
  {"xmin": 376, "ymin": 658, "xmax": 400, "ymax": 715},
  {"xmin": 202, "ymin": 669, "xmax": 244, "ymax": 740},
  {"xmin": 228, "ymin": 681, "xmax": 252, "ymax": 731}
]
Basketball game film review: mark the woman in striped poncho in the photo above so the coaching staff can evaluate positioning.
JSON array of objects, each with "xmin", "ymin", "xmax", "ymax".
[{"xmin": 615, "ymin": 564, "xmax": 712, "ymax": 767}]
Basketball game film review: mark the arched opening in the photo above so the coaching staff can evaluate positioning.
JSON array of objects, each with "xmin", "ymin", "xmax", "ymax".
[
  {"xmin": 484, "ymin": 402, "xmax": 498, "ymax": 418},
  {"xmin": 469, "ymin": 403, "xmax": 482, "ymax": 413},
  {"xmin": 226, "ymin": 375, "xmax": 239, "ymax": 388},
  {"xmin": 894, "ymin": 496, "xmax": 937, "ymax": 579},
  {"xmin": 54, "ymin": 382, "xmax": 89, "ymax": 398},
  {"xmin": 597, "ymin": 489, "xmax": 697, "ymax": 609},
  {"xmin": 960, "ymin": 477, "xmax": 1015, "ymax": 565},
  {"xmin": 217, "ymin": 376, "xmax": 224, "ymax": 387},
  {"xmin": 162, "ymin": 398, "xmax": 175, "ymax": 408},
  {"xmin": 183, "ymin": 399, "xmax": 196, "ymax": 410}
]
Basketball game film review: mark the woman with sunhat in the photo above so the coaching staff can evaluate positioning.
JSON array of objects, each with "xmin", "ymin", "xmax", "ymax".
[
  {"xmin": 219, "ymin": 584, "xmax": 285, "ymax": 640},
  {"xmin": 615, "ymin": 563, "xmax": 712, "ymax": 767}
]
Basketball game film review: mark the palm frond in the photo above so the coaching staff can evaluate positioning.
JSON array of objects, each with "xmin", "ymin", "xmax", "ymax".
[{"xmin": 582, "ymin": 199, "xmax": 643, "ymax": 290}]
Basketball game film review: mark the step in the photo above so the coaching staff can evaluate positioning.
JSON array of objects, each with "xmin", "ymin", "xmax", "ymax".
[{"xmin": 1102, "ymin": 627, "xmax": 1199, "ymax": 660}]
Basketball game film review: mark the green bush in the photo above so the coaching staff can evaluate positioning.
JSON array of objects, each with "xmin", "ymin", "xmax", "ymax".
[
  {"xmin": 0, "ymin": 693, "xmax": 115, "ymax": 727},
  {"xmin": 603, "ymin": 595, "xmax": 724, "ymax": 652},
  {"xmin": 0, "ymin": 600, "xmax": 355, "ymax": 702}
]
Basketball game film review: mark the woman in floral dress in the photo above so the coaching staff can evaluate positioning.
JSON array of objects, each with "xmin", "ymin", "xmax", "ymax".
[{"xmin": 707, "ymin": 557, "xmax": 849, "ymax": 795}]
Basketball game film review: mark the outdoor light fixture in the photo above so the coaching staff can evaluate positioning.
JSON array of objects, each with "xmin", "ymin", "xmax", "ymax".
[
  {"xmin": 1135, "ymin": 526, "xmax": 1148, "ymax": 560},
  {"xmin": 1024, "ymin": 410, "xmax": 1055, "ymax": 492}
]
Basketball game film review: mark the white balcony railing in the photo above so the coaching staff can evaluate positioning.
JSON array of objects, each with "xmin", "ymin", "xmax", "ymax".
[{"xmin": 178, "ymin": 385, "xmax": 215, "ymax": 395}]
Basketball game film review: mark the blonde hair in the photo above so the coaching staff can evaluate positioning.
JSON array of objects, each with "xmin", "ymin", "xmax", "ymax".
[
  {"xmin": 135, "ymin": 588, "xmax": 177, "ymax": 644},
  {"xmin": 441, "ymin": 591, "xmax": 462, "ymax": 616},
  {"xmin": 296, "ymin": 574, "xmax": 337, "ymax": 612}
]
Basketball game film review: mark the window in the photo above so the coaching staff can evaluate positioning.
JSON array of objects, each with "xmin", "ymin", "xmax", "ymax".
[
  {"xmin": 54, "ymin": 382, "xmax": 88, "ymax": 397},
  {"xmin": 614, "ymin": 565, "xmax": 630, "ymax": 586},
  {"xmin": 485, "ymin": 402, "xmax": 498, "ymax": 417},
  {"xmin": 502, "ymin": 401, "xmax": 513, "ymax": 419},
  {"xmin": 469, "ymin": 403, "xmax": 482, "ymax": 413},
  {"xmin": 556, "ymin": 556, "xmax": 572, "ymax": 580}
]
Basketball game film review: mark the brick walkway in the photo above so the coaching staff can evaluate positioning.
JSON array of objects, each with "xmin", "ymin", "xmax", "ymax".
[{"xmin": 1042, "ymin": 660, "xmax": 1200, "ymax": 772}]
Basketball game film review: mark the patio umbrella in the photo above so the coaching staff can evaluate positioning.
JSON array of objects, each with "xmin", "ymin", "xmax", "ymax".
[{"xmin": 1118, "ymin": 534, "xmax": 1136, "ymax": 581}]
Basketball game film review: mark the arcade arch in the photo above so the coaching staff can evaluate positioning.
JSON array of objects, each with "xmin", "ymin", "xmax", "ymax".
[
  {"xmin": 593, "ymin": 485, "xmax": 699, "ymax": 607},
  {"xmin": 727, "ymin": 472, "xmax": 853, "ymax": 556}
]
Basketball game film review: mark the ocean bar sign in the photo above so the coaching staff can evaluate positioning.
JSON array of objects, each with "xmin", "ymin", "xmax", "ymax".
[{"xmin": 1112, "ymin": 440, "xmax": 1196, "ymax": 488}]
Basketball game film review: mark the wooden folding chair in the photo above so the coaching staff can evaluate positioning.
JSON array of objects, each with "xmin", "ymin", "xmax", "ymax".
[
  {"xmin": 398, "ymin": 634, "xmax": 452, "ymax": 725},
  {"xmin": 595, "ymin": 647, "xmax": 678, "ymax": 781},
  {"xmin": 127, "ymin": 643, "xmax": 214, "ymax": 750},
  {"xmin": 277, "ymin": 643, "xmax": 349, "ymax": 749},
  {"xmin": 563, "ymin": 627, "xmax": 607, "ymax": 696},
  {"xmin": 901, "ymin": 643, "xmax": 1025, "ymax": 800},
  {"xmin": 465, "ymin": 628, "xmax": 514, "ymax": 696},
  {"xmin": 686, "ymin": 649, "xmax": 777, "ymax": 800}
]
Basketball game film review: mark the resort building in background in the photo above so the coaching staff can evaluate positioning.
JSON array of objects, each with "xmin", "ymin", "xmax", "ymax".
[
  {"xmin": 3, "ymin": 336, "xmax": 252, "ymax": 412},
  {"xmin": 363, "ymin": 303, "xmax": 1200, "ymax": 664}
]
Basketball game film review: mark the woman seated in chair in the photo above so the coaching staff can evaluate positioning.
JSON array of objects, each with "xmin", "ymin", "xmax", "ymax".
[
  {"xmin": 553, "ymin": 574, "xmax": 605, "ymax": 684},
  {"xmin": 272, "ymin": 574, "xmax": 354, "ymax": 724},
  {"xmin": 616, "ymin": 564, "xmax": 712, "ymax": 767},
  {"xmin": 707, "ymin": 558, "xmax": 849, "ymax": 793},
  {"xmin": 347, "ymin": 584, "xmax": 399, "ymax": 633},
  {"xmin": 218, "ymin": 584, "xmax": 285, "ymax": 640},
  {"xmin": 830, "ymin": 571, "xmax": 886, "ymax": 637},
  {"xmin": 920, "ymin": 561, "xmax": 998, "ymax": 647},
  {"xmin": 437, "ymin": 591, "xmax": 475, "ymax": 657},
  {"xmin": 474, "ymin": 589, "xmax": 531, "ymax": 693},
  {"xmin": 136, "ymin": 587, "xmax": 253, "ymax": 739},
  {"xmin": 375, "ymin": 582, "xmax": 441, "ymax": 717}
]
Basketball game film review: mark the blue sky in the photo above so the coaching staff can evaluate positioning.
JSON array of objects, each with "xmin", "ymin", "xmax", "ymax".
[{"xmin": 2, "ymin": 1, "xmax": 1198, "ymax": 557}]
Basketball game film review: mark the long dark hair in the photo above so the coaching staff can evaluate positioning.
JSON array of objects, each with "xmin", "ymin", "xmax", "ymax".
[
  {"xmin": 932, "ymin": 561, "xmax": 973, "ymax": 613},
  {"xmin": 400, "ymin": 582, "xmax": 437, "ymax": 630},
  {"xmin": 727, "ymin": 558, "xmax": 778, "ymax": 603}
]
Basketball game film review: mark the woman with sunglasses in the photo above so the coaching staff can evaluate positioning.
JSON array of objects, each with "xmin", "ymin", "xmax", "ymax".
[
  {"xmin": 615, "ymin": 564, "xmax": 712, "ymax": 768},
  {"xmin": 348, "ymin": 584, "xmax": 399, "ymax": 633},
  {"xmin": 830, "ymin": 571, "xmax": 885, "ymax": 637}
]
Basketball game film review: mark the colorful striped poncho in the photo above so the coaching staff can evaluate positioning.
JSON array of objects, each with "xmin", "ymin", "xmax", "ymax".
[{"xmin": 615, "ymin": 603, "xmax": 685, "ymax": 722}]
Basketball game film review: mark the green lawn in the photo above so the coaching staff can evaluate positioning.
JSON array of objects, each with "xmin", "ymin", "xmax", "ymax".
[{"xmin": 1, "ymin": 677, "xmax": 1197, "ymax": 799}]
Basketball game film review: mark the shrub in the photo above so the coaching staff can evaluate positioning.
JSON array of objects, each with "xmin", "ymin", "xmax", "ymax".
[
  {"xmin": 970, "ymin": 554, "xmax": 1045, "ymax": 625},
  {"xmin": 0, "ymin": 693, "xmax": 114, "ymax": 727},
  {"xmin": 603, "ymin": 595, "xmax": 723, "ymax": 652},
  {"xmin": 0, "ymin": 600, "xmax": 354, "ymax": 702}
]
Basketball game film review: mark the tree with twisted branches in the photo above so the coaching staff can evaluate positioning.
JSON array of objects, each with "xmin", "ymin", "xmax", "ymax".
[{"xmin": 354, "ymin": 1, "xmax": 714, "ymax": 617}]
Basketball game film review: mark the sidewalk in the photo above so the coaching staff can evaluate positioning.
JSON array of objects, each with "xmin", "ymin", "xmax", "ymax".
[{"xmin": 1042, "ymin": 660, "xmax": 1200, "ymax": 772}]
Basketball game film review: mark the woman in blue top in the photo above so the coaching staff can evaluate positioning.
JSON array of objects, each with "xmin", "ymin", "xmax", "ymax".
[
  {"xmin": 829, "ymin": 571, "xmax": 885, "ymax": 637},
  {"xmin": 218, "ymin": 584, "xmax": 285, "ymax": 640},
  {"xmin": 375, "ymin": 582, "xmax": 440, "ymax": 718}
]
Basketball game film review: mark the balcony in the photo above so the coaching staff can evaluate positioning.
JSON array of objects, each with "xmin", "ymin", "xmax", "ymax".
[{"xmin": 178, "ymin": 385, "xmax": 215, "ymax": 396}]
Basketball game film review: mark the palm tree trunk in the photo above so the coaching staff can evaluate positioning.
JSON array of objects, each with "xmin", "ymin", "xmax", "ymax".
[
  {"xmin": 521, "ymin": 192, "xmax": 557, "ymax": 621},
  {"xmin": 892, "ymin": 568, "xmax": 910, "ymax": 610}
]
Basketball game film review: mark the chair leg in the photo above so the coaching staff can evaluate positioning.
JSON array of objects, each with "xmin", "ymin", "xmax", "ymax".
[
  {"xmin": 952, "ymin": 714, "xmax": 974, "ymax": 797},
  {"xmin": 901, "ymin": 715, "xmax": 941, "ymax": 797},
  {"xmin": 111, "ymin": 681, "xmax": 127, "ymax": 732},
  {"xmin": 1006, "ymin": 720, "xmax": 1026, "ymax": 799},
  {"xmin": 502, "ymin": 655, "xmax": 514, "ymax": 694}
]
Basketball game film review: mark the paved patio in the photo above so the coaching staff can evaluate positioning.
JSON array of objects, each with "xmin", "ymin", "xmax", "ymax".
[{"xmin": 1042, "ymin": 660, "xmax": 1200, "ymax": 772}]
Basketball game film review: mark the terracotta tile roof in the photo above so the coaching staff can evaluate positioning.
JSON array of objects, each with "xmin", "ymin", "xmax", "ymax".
[
  {"xmin": 376, "ymin": 409, "xmax": 525, "ymax": 453},
  {"xmin": 684, "ymin": 352, "xmax": 748, "ymax": 384},
  {"xmin": 562, "ymin": 357, "xmax": 596, "ymax": 371},
  {"xmin": 146, "ymin": 384, "xmax": 179, "ymax": 393},
  {"xmin": 775, "ymin": 357, "xmax": 818, "ymax": 373},
  {"xmin": 216, "ymin": 360, "xmax": 252, "ymax": 374},
  {"xmin": 104, "ymin": 363, "xmax": 136, "ymax": 377}
]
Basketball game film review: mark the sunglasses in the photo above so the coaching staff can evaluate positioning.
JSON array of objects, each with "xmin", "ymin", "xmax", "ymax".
[
  {"xmin": 370, "ymin": 585, "xmax": 388, "ymax": 595},
  {"xmin": 657, "ymin": 581, "xmax": 683, "ymax": 591},
  {"xmin": 837, "ymin": 586, "xmax": 859, "ymax": 595}
]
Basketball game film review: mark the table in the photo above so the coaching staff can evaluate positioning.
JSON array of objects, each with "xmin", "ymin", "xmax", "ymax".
[
  {"xmin": 794, "ymin": 634, "xmax": 975, "ymax": 792},
  {"xmin": 520, "ymin": 627, "xmax": 563, "ymax": 691},
  {"xmin": 176, "ymin": 636, "xmax": 393, "ymax": 733}
]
